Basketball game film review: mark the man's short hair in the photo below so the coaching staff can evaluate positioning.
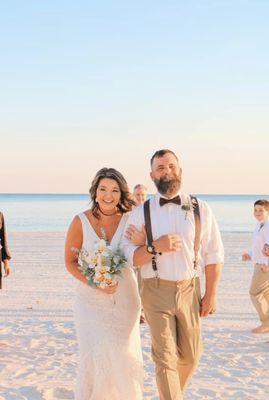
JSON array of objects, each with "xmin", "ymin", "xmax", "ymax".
[
  {"xmin": 133, "ymin": 184, "xmax": 147, "ymax": 191},
  {"xmin": 150, "ymin": 149, "xmax": 178, "ymax": 166},
  {"xmin": 254, "ymin": 199, "xmax": 269, "ymax": 212}
]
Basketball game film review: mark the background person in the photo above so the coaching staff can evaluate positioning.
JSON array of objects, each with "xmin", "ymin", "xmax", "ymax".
[
  {"xmin": 132, "ymin": 184, "xmax": 148, "ymax": 323},
  {"xmin": 133, "ymin": 184, "xmax": 148, "ymax": 206},
  {"xmin": 242, "ymin": 199, "xmax": 269, "ymax": 334},
  {"xmin": 0, "ymin": 211, "xmax": 11, "ymax": 289}
]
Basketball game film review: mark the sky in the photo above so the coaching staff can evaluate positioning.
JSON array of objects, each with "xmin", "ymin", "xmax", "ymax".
[{"xmin": 0, "ymin": 0, "xmax": 268, "ymax": 194}]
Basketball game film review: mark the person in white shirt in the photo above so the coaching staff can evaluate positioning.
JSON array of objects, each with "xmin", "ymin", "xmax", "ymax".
[
  {"xmin": 123, "ymin": 149, "xmax": 224, "ymax": 400},
  {"xmin": 133, "ymin": 184, "xmax": 148, "ymax": 206},
  {"xmin": 242, "ymin": 199, "xmax": 269, "ymax": 334},
  {"xmin": 132, "ymin": 184, "xmax": 148, "ymax": 323}
]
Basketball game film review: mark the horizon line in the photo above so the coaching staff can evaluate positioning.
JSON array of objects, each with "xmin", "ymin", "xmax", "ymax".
[{"xmin": 1, "ymin": 192, "xmax": 269, "ymax": 197}]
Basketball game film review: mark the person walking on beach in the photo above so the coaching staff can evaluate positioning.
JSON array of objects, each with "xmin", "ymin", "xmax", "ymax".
[
  {"xmin": 0, "ymin": 211, "xmax": 11, "ymax": 289},
  {"xmin": 133, "ymin": 184, "xmax": 148, "ymax": 206},
  {"xmin": 65, "ymin": 168, "xmax": 144, "ymax": 400},
  {"xmin": 123, "ymin": 149, "xmax": 224, "ymax": 400},
  {"xmin": 133, "ymin": 184, "xmax": 148, "ymax": 323},
  {"xmin": 242, "ymin": 199, "xmax": 269, "ymax": 334}
]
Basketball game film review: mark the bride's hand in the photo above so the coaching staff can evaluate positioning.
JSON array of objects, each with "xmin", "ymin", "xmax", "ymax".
[
  {"xmin": 125, "ymin": 224, "xmax": 146, "ymax": 246},
  {"xmin": 97, "ymin": 282, "xmax": 118, "ymax": 294}
]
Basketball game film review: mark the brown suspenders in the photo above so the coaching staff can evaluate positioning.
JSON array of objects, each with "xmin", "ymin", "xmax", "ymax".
[
  {"xmin": 190, "ymin": 195, "xmax": 201, "ymax": 270},
  {"xmin": 144, "ymin": 199, "xmax": 158, "ymax": 275},
  {"xmin": 143, "ymin": 195, "xmax": 201, "ymax": 274}
]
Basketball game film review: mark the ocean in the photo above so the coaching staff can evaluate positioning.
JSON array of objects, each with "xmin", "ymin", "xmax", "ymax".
[{"xmin": 1, "ymin": 193, "xmax": 269, "ymax": 233}]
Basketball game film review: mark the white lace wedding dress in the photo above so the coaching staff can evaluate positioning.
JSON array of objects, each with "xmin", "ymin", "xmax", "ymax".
[{"xmin": 74, "ymin": 212, "xmax": 143, "ymax": 400}]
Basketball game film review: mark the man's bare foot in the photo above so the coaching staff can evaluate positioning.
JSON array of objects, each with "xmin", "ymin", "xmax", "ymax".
[{"xmin": 252, "ymin": 324, "xmax": 269, "ymax": 334}]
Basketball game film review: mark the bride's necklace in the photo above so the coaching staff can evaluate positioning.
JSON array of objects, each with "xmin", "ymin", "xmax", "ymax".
[
  {"xmin": 96, "ymin": 209, "xmax": 119, "ymax": 242},
  {"xmin": 98, "ymin": 207, "xmax": 118, "ymax": 217}
]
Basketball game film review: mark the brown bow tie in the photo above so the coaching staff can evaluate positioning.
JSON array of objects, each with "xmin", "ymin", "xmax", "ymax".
[{"xmin": 159, "ymin": 195, "xmax": 181, "ymax": 207}]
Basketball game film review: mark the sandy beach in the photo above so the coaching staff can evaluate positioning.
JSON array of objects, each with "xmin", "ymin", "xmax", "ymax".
[{"xmin": 1, "ymin": 231, "xmax": 269, "ymax": 400}]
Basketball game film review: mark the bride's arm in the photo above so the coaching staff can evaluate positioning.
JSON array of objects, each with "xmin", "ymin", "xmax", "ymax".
[{"xmin": 65, "ymin": 216, "xmax": 89, "ymax": 285}]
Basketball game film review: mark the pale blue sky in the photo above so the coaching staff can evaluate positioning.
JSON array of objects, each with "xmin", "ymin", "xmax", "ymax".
[{"xmin": 1, "ymin": 1, "xmax": 268, "ymax": 193}]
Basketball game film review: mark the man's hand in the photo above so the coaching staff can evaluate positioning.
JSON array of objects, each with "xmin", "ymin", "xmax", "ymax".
[
  {"xmin": 154, "ymin": 234, "xmax": 182, "ymax": 253},
  {"xmin": 3, "ymin": 261, "xmax": 11, "ymax": 277},
  {"xmin": 200, "ymin": 292, "xmax": 217, "ymax": 317},
  {"xmin": 201, "ymin": 263, "xmax": 222, "ymax": 318},
  {"xmin": 242, "ymin": 253, "xmax": 251, "ymax": 261},
  {"xmin": 133, "ymin": 233, "xmax": 182, "ymax": 267}
]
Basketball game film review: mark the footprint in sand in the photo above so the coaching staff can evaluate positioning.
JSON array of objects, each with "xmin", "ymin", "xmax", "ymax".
[{"xmin": 43, "ymin": 387, "xmax": 73, "ymax": 400}]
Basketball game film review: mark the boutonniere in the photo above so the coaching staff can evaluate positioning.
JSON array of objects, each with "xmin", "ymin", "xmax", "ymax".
[{"xmin": 181, "ymin": 197, "xmax": 197, "ymax": 219}]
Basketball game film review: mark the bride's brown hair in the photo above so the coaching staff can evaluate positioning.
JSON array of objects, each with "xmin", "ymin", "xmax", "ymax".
[{"xmin": 89, "ymin": 168, "xmax": 135, "ymax": 218}]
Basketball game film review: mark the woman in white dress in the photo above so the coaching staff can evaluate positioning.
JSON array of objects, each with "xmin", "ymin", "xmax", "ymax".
[{"xmin": 65, "ymin": 168, "xmax": 144, "ymax": 400}]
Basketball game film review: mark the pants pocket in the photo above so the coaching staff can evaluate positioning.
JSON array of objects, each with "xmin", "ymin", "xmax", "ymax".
[{"xmin": 194, "ymin": 278, "xmax": 202, "ymax": 306}]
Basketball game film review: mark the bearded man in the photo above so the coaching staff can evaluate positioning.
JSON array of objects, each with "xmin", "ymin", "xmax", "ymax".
[{"xmin": 123, "ymin": 149, "xmax": 224, "ymax": 400}]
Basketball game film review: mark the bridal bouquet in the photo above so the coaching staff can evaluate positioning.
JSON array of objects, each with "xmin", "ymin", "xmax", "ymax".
[{"xmin": 73, "ymin": 238, "xmax": 127, "ymax": 289}]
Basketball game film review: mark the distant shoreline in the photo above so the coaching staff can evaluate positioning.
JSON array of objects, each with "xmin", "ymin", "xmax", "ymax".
[
  {"xmin": 1, "ymin": 194, "xmax": 267, "ymax": 233},
  {"xmin": 1, "ymin": 193, "xmax": 269, "ymax": 197}
]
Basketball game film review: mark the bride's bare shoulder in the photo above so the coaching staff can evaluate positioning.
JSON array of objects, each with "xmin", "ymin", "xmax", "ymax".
[{"xmin": 83, "ymin": 210, "xmax": 97, "ymax": 225}]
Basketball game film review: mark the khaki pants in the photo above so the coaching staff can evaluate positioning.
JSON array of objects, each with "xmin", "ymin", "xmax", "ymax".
[
  {"xmin": 141, "ymin": 277, "xmax": 203, "ymax": 400},
  {"xmin": 249, "ymin": 264, "xmax": 269, "ymax": 326}
]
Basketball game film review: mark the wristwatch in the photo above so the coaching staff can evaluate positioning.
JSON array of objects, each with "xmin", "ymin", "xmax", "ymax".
[{"xmin": 146, "ymin": 244, "xmax": 157, "ymax": 255}]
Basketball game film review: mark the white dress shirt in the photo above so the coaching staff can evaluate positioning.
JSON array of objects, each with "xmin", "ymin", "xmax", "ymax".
[
  {"xmin": 122, "ymin": 191, "xmax": 224, "ymax": 281},
  {"xmin": 250, "ymin": 220, "xmax": 269, "ymax": 265}
]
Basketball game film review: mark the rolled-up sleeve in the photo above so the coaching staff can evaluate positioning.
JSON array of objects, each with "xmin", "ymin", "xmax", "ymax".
[
  {"xmin": 122, "ymin": 206, "xmax": 145, "ymax": 266},
  {"xmin": 200, "ymin": 202, "xmax": 224, "ymax": 267}
]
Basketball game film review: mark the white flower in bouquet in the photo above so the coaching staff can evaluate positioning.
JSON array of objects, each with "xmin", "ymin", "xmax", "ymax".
[
  {"xmin": 72, "ymin": 236, "xmax": 127, "ymax": 289},
  {"xmin": 95, "ymin": 263, "xmax": 110, "ymax": 274},
  {"xmin": 94, "ymin": 239, "xmax": 111, "ymax": 255}
]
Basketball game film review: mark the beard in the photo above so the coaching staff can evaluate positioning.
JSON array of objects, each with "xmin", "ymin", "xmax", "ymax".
[{"xmin": 154, "ymin": 174, "xmax": 181, "ymax": 196}]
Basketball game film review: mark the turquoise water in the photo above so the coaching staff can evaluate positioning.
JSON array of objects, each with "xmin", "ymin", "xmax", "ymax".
[{"xmin": 0, "ymin": 193, "xmax": 269, "ymax": 233}]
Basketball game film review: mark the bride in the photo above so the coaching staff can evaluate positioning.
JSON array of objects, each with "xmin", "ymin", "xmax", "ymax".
[{"xmin": 65, "ymin": 167, "xmax": 144, "ymax": 400}]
